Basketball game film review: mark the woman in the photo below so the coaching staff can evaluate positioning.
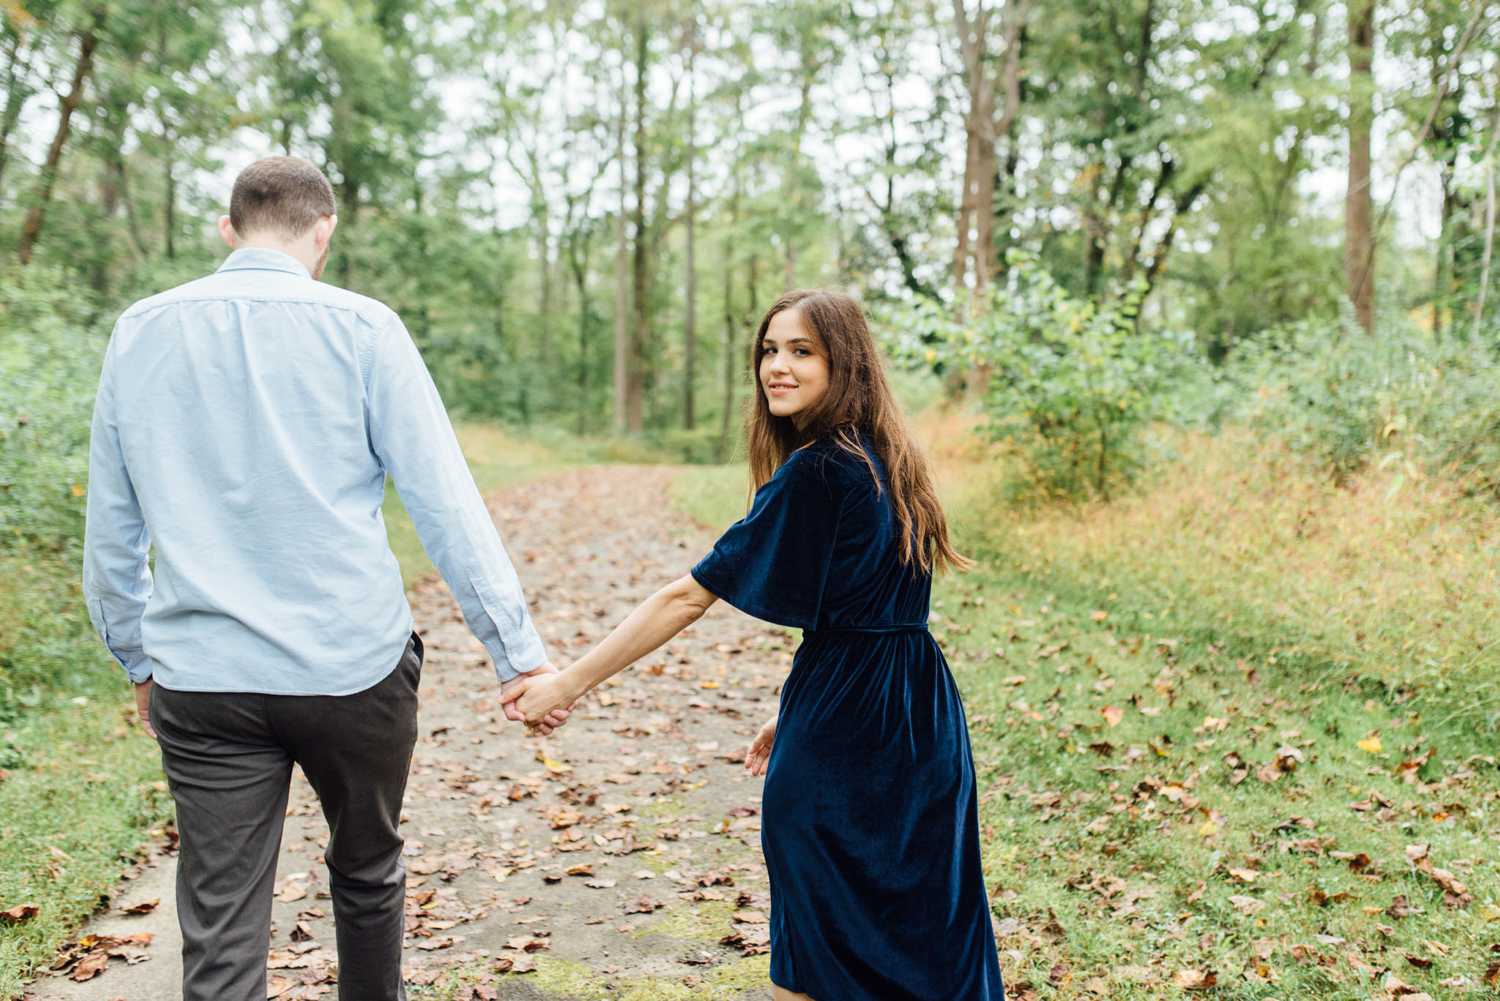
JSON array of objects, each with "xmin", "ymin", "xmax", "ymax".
[{"xmin": 507, "ymin": 290, "xmax": 1004, "ymax": 1001}]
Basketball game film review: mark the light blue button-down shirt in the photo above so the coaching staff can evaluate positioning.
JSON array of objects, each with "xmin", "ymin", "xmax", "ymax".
[{"xmin": 82, "ymin": 247, "xmax": 547, "ymax": 694}]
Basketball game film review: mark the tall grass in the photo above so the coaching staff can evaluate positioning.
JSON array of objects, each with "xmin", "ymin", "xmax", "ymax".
[{"xmin": 962, "ymin": 427, "xmax": 1500, "ymax": 741}]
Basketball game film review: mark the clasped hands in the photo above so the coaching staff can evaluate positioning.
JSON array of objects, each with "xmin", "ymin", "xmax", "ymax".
[{"xmin": 499, "ymin": 663, "xmax": 580, "ymax": 736}]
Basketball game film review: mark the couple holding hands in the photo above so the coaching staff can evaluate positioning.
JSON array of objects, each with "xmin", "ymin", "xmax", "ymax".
[{"xmin": 82, "ymin": 156, "xmax": 1003, "ymax": 1001}]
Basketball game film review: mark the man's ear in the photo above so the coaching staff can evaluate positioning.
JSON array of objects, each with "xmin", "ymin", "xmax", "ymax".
[
  {"xmin": 316, "ymin": 214, "xmax": 338, "ymax": 248},
  {"xmin": 218, "ymin": 215, "xmax": 238, "ymax": 249}
]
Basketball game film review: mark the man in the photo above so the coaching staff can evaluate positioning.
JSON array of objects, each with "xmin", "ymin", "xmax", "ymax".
[{"xmin": 82, "ymin": 155, "xmax": 567, "ymax": 1001}]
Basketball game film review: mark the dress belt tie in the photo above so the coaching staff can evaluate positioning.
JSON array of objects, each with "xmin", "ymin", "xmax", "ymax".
[{"xmin": 805, "ymin": 622, "xmax": 929, "ymax": 636}]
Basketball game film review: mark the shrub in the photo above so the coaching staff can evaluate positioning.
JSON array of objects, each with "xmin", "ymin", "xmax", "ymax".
[
  {"xmin": 0, "ymin": 268, "xmax": 108, "ymax": 553},
  {"xmin": 881, "ymin": 255, "xmax": 1203, "ymax": 501},
  {"xmin": 1229, "ymin": 315, "xmax": 1500, "ymax": 493}
]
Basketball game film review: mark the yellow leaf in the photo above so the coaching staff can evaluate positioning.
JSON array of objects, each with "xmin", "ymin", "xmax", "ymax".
[
  {"xmin": 1198, "ymin": 818, "xmax": 1219, "ymax": 837},
  {"xmin": 536, "ymin": 755, "xmax": 572, "ymax": 775},
  {"xmin": 70, "ymin": 483, "xmax": 84, "ymax": 497},
  {"xmin": 1357, "ymin": 736, "xmax": 1383, "ymax": 754},
  {"xmin": 698, "ymin": 680, "xmax": 721, "ymax": 689}
]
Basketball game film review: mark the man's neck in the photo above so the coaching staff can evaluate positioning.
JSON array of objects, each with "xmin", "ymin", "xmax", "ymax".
[{"xmin": 235, "ymin": 237, "xmax": 316, "ymax": 276}]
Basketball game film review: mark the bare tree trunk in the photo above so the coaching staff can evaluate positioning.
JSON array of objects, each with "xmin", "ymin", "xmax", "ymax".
[
  {"xmin": 719, "ymin": 96, "xmax": 743, "ymax": 459},
  {"xmin": 1473, "ymin": 108, "xmax": 1499, "ymax": 338},
  {"xmin": 627, "ymin": 11, "xmax": 648, "ymax": 433},
  {"xmin": 951, "ymin": 0, "xmax": 1025, "ymax": 302},
  {"xmin": 1434, "ymin": 163, "xmax": 1454, "ymax": 333},
  {"xmin": 0, "ymin": 30, "xmax": 33, "ymax": 194},
  {"xmin": 683, "ymin": 25, "xmax": 698, "ymax": 430},
  {"xmin": 18, "ymin": 12, "xmax": 103, "ymax": 265},
  {"xmin": 164, "ymin": 142, "xmax": 178, "ymax": 260},
  {"xmin": 613, "ymin": 76, "xmax": 630, "ymax": 434},
  {"xmin": 568, "ymin": 230, "xmax": 592, "ymax": 435},
  {"xmin": 719, "ymin": 222, "xmax": 736, "ymax": 456},
  {"xmin": 1344, "ymin": 0, "xmax": 1376, "ymax": 333}
]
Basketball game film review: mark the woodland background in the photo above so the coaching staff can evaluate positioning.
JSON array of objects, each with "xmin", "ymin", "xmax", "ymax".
[{"xmin": 3, "ymin": 1, "xmax": 1500, "ymax": 998}]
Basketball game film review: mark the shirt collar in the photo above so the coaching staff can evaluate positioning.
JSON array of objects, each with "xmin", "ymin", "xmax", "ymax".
[{"xmin": 217, "ymin": 247, "xmax": 312, "ymax": 279}]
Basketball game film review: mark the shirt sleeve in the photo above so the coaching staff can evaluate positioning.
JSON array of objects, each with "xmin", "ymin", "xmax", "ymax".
[
  {"xmin": 690, "ymin": 451, "xmax": 845, "ymax": 630},
  {"xmin": 364, "ymin": 313, "xmax": 547, "ymax": 682},
  {"xmin": 82, "ymin": 337, "xmax": 155, "ymax": 684}
]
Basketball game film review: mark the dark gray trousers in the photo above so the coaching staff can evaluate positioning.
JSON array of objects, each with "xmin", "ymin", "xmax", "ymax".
[{"xmin": 151, "ymin": 633, "xmax": 423, "ymax": 1001}]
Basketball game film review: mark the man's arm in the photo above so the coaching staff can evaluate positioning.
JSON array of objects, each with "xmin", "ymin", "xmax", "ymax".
[
  {"xmin": 82, "ymin": 340, "xmax": 156, "ymax": 713},
  {"xmin": 364, "ymin": 312, "xmax": 553, "ymax": 688}
]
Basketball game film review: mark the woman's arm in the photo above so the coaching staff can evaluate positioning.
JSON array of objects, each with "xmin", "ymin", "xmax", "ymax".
[{"xmin": 508, "ymin": 575, "xmax": 718, "ymax": 724}]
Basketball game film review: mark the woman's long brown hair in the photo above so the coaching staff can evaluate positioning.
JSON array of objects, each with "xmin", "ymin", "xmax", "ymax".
[{"xmin": 745, "ymin": 289, "xmax": 970, "ymax": 574}]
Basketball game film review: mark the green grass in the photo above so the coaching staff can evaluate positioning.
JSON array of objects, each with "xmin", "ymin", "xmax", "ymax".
[
  {"xmin": 0, "ymin": 549, "xmax": 173, "ymax": 1000},
  {"xmin": 669, "ymin": 447, "xmax": 1500, "ymax": 998},
  {"xmin": 0, "ymin": 700, "xmax": 172, "ymax": 1000}
]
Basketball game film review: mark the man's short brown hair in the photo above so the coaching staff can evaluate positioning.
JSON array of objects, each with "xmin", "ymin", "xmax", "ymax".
[{"xmin": 229, "ymin": 156, "xmax": 336, "ymax": 238}]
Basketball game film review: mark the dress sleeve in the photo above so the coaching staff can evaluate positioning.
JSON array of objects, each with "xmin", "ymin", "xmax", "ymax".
[{"xmin": 690, "ymin": 452, "xmax": 844, "ymax": 630}]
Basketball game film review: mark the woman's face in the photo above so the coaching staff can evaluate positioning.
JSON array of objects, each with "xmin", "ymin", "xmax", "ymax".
[{"xmin": 759, "ymin": 307, "xmax": 830, "ymax": 425}]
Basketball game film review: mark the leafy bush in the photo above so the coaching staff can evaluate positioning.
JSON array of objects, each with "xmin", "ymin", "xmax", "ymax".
[
  {"xmin": 1229, "ymin": 315, "xmax": 1500, "ymax": 493},
  {"xmin": 882, "ymin": 255, "xmax": 1203, "ymax": 501},
  {"xmin": 0, "ymin": 268, "xmax": 108, "ymax": 553}
]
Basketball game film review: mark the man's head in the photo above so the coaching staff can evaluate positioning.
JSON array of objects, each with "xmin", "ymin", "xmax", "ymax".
[{"xmin": 218, "ymin": 156, "xmax": 338, "ymax": 279}]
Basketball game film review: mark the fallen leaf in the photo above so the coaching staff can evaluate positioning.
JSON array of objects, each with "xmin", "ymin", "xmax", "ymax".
[{"xmin": 0, "ymin": 904, "xmax": 38, "ymax": 924}]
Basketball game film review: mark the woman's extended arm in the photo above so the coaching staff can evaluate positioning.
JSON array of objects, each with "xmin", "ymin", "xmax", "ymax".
[{"xmin": 506, "ymin": 574, "xmax": 719, "ymax": 724}]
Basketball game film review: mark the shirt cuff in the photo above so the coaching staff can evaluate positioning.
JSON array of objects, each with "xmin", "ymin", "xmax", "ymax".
[
  {"xmin": 486, "ymin": 625, "xmax": 549, "ymax": 683},
  {"xmin": 123, "ymin": 653, "xmax": 154, "ymax": 684}
]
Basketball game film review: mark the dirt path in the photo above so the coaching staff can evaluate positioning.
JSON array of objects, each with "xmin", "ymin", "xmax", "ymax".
[{"xmin": 28, "ymin": 466, "xmax": 788, "ymax": 1001}]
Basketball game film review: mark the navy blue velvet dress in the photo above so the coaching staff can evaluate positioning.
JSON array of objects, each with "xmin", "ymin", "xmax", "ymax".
[{"xmin": 691, "ymin": 437, "xmax": 1004, "ymax": 1001}]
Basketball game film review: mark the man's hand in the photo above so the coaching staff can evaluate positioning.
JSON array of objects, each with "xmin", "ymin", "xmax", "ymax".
[
  {"xmin": 500, "ymin": 664, "xmax": 572, "ymax": 736},
  {"xmin": 133, "ymin": 680, "xmax": 157, "ymax": 739},
  {"xmin": 744, "ymin": 714, "xmax": 776, "ymax": 776},
  {"xmin": 505, "ymin": 671, "xmax": 581, "ymax": 728}
]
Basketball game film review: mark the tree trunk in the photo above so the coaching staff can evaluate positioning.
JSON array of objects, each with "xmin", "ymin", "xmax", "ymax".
[
  {"xmin": 683, "ymin": 31, "xmax": 698, "ymax": 430},
  {"xmin": 951, "ymin": 0, "xmax": 1024, "ymax": 302},
  {"xmin": 0, "ymin": 30, "xmax": 33, "ymax": 194},
  {"xmin": 951, "ymin": 1, "xmax": 985, "ymax": 289},
  {"xmin": 1472, "ymin": 109, "xmax": 1499, "ymax": 339},
  {"xmin": 18, "ymin": 12, "xmax": 103, "ymax": 265},
  {"xmin": 1344, "ymin": 0, "xmax": 1376, "ymax": 333},
  {"xmin": 1434, "ymin": 163, "xmax": 1454, "ymax": 333},
  {"xmin": 719, "ymin": 230, "xmax": 736, "ymax": 456},
  {"xmin": 538, "ymin": 226, "xmax": 553, "ymax": 412},
  {"xmin": 627, "ymin": 12, "xmax": 648, "ymax": 433},
  {"xmin": 569, "ymin": 231, "xmax": 592, "ymax": 435},
  {"xmin": 719, "ymin": 97, "xmax": 744, "ymax": 459},
  {"xmin": 613, "ymin": 65, "xmax": 631, "ymax": 434},
  {"xmin": 164, "ymin": 140, "xmax": 178, "ymax": 260}
]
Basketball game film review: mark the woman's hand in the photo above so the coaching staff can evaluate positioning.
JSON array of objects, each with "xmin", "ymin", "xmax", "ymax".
[
  {"xmin": 507, "ymin": 671, "xmax": 582, "ymax": 728},
  {"xmin": 744, "ymin": 715, "xmax": 777, "ymax": 776}
]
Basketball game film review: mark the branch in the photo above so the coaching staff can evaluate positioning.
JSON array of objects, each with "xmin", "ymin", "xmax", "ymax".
[{"xmin": 1352, "ymin": 1, "xmax": 1494, "ymax": 299}]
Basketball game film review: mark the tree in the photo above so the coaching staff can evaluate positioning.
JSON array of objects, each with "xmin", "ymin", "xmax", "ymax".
[
  {"xmin": 1345, "ymin": 0, "xmax": 1376, "ymax": 332},
  {"xmin": 950, "ymin": 0, "xmax": 1027, "ymax": 302},
  {"xmin": 17, "ymin": 5, "xmax": 102, "ymax": 265}
]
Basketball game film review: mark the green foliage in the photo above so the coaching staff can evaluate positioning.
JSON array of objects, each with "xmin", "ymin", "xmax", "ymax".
[
  {"xmin": 0, "ymin": 268, "xmax": 107, "ymax": 553},
  {"xmin": 1230, "ymin": 315, "xmax": 1500, "ymax": 492},
  {"xmin": 884, "ymin": 256, "xmax": 1201, "ymax": 501}
]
